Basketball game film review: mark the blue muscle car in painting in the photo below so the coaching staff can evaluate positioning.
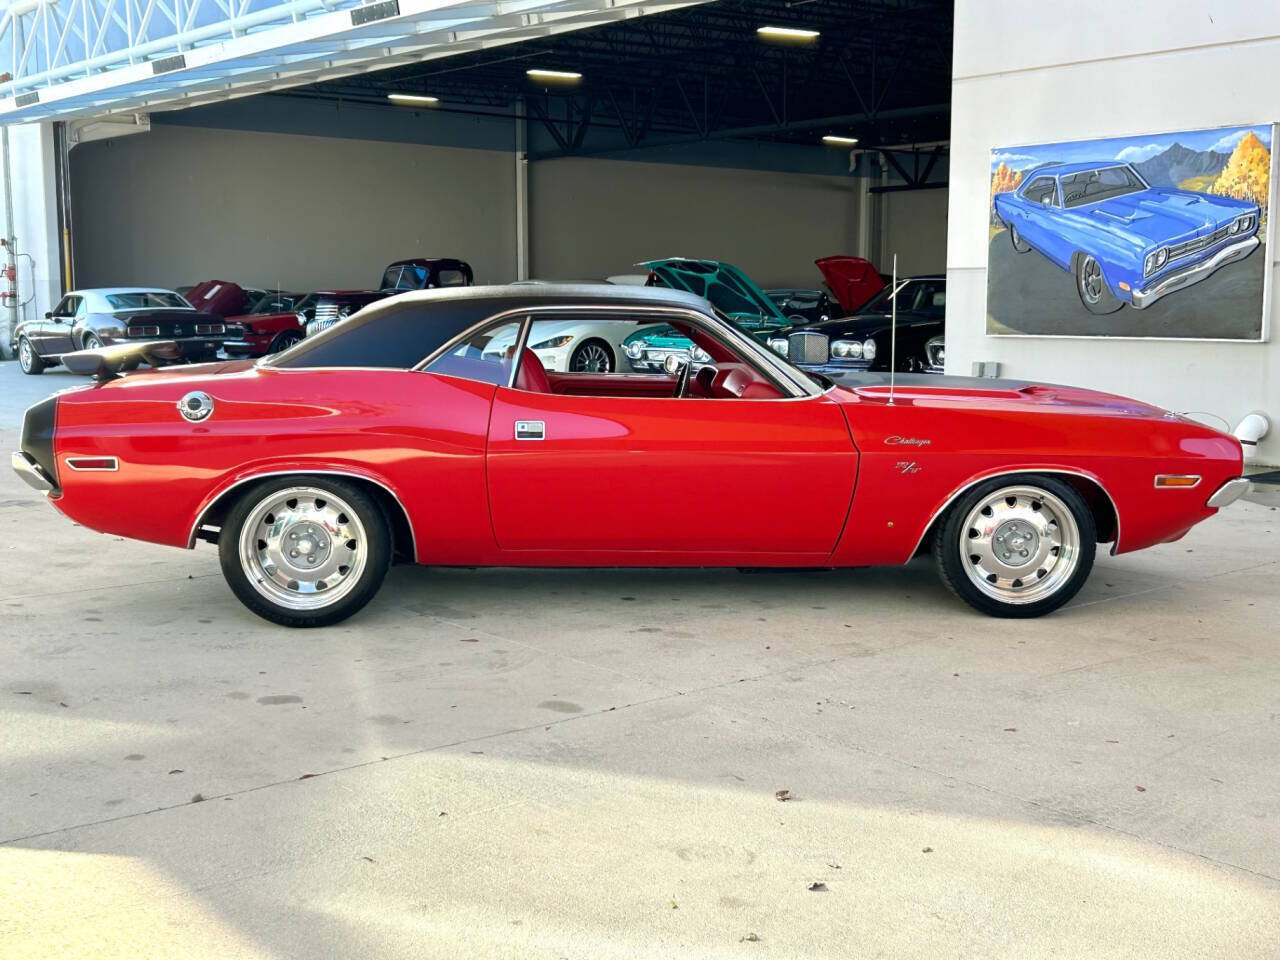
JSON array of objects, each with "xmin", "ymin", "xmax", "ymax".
[{"xmin": 992, "ymin": 161, "xmax": 1260, "ymax": 314}]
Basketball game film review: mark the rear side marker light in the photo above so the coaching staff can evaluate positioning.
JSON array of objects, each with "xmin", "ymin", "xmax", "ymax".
[
  {"xmin": 66, "ymin": 456, "xmax": 119, "ymax": 472},
  {"xmin": 1154, "ymin": 474, "xmax": 1201, "ymax": 488}
]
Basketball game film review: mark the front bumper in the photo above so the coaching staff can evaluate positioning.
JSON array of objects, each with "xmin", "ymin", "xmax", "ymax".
[
  {"xmin": 1132, "ymin": 235, "xmax": 1259, "ymax": 309},
  {"xmin": 12, "ymin": 451, "xmax": 56, "ymax": 493},
  {"xmin": 222, "ymin": 337, "xmax": 268, "ymax": 357},
  {"xmin": 1207, "ymin": 477, "xmax": 1250, "ymax": 508}
]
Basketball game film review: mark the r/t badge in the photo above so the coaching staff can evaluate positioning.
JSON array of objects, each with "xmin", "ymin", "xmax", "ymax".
[{"xmin": 894, "ymin": 461, "xmax": 922, "ymax": 475}]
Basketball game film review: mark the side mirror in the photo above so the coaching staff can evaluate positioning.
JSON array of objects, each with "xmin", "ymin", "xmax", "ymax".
[
  {"xmin": 1041, "ymin": 196, "xmax": 1052, "ymax": 208},
  {"xmin": 787, "ymin": 331, "xmax": 829, "ymax": 365},
  {"xmin": 44, "ymin": 311, "xmax": 52, "ymax": 319}
]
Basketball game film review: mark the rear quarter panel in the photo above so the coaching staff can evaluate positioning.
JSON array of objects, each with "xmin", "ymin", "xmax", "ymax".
[{"xmin": 50, "ymin": 366, "xmax": 497, "ymax": 560}]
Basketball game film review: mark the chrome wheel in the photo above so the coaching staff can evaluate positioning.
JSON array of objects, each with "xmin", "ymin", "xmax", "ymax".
[
  {"xmin": 959, "ymin": 485, "xmax": 1081, "ymax": 605},
  {"xmin": 237, "ymin": 486, "xmax": 367, "ymax": 611},
  {"xmin": 83, "ymin": 333, "xmax": 103, "ymax": 350},
  {"xmin": 570, "ymin": 341, "xmax": 613, "ymax": 373},
  {"xmin": 1078, "ymin": 256, "xmax": 1104, "ymax": 305},
  {"xmin": 18, "ymin": 338, "xmax": 34, "ymax": 370},
  {"xmin": 270, "ymin": 331, "xmax": 303, "ymax": 353}
]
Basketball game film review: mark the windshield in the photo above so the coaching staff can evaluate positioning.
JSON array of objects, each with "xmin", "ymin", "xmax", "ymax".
[
  {"xmin": 1060, "ymin": 166, "xmax": 1145, "ymax": 208},
  {"xmin": 381, "ymin": 264, "xmax": 430, "ymax": 290},
  {"xmin": 860, "ymin": 279, "xmax": 946, "ymax": 317},
  {"xmin": 250, "ymin": 293, "xmax": 313, "ymax": 314},
  {"xmin": 710, "ymin": 307, "xmax": 823, "ymax": 393},
  {"xmin": 105, "ymin": 292, "xmax": 192, "ymax": 311}
]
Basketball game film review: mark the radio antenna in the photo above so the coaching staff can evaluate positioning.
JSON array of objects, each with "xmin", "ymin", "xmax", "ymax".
[{"xmin": 888, "ymin": 253, "xmax": 898, "ymax": 406}]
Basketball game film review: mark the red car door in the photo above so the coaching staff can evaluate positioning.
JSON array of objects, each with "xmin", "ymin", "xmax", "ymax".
[{"xmin": 486, "ymin": 389, "xmax": 857, "ymax": 556}]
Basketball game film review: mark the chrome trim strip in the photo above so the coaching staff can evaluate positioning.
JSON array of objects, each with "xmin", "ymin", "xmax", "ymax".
[
  {"xmin": 1206, "ymin": 477, "xmax": 1250, "ymax": 509},
  {"xmin": 187, "ymin": 469, "xmax": 418, "ymax": 560},
  {"xmin": 414, "ymin": 303, "xmax": 816, "ymax": 399},
  {"xmin": 906, "ymin": 468, "xmax": 1123, "ymax": 561},
  {"xmin": 65, "ymin": 455, "xmax": 119, "ymax": 472}
]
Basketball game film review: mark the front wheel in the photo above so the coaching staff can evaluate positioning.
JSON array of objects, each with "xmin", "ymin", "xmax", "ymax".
[
  {"xmin": 1009, "ymin": 222, "xmax": 1031, "ymax": 253},
  {"xmin": 933, "ymin": 474, "xmax": 1096, "ymax": 618},
  {"xmin": 268, "ymin": 330, "xmax": 303, "ymax": 354},
  {"xmin": 218, "ymin": 477, "xmax": 392, "ymax": 627},
  {"xmin": 17, "ymin": 336, "xmax": 45, "ymax": 374},
  {"xmin": 1075, "ymin": 255, "xmax": 1123, "ymax": 315}
]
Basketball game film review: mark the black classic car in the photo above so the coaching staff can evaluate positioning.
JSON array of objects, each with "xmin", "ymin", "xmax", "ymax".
[
  {"xmin": 12, "ymin": 287, "xmax": 230, "ymax": 375},
  {"xmin": 305, "ymin": 258, "xmax": 474, "ymax": 337},
  {"xmin": 767, "ymin": 275, "xmax": 946, "ymax": 374}
]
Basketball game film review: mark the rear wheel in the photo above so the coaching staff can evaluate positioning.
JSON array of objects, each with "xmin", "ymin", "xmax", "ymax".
[
  {"xmin": 933, "ymin": 474, "xmax": 1096, "ymax": 618},
  {"xmin": 81, "ymin": 332, "xmax": 104, "ymax": 351},
  {"xmin": 17, "ymin": 337, "xmax": 45, "ymax": 375},
  {"xmin": 218, "ymin": 477, "xmax": 392, "ymax": 627},
  {"xmin": 570, "ymin": 339, "xmax": 614, "ymax": 373}
]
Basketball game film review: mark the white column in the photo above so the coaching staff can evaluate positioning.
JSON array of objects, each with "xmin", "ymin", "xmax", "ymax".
[
  {"xmin": 1, "ymin": 122, "xmax": 62, "ymax": 357},
  {"xmin": 514, "ymin": 99, "xmax": 529, "ymax": 282}
]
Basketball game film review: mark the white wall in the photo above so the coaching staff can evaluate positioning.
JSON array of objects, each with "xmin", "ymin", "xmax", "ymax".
[
  {"xmin": 2, "ymin": 123, "xmax": 62, "ymax": 354},
  {"xmin": 881, "ymin": 187, "xmax": 948, "ymax": 276},
  {"xmin": 948, "ymin": 0, "xmax": 1280, "ymax": 463},
  {"xmin": 71, "ymin": 124, "xmax": 518, "ymax": 291},
  {"xmin": 529, "ymin": 157, "xmax": 864, "ymax": 289}
]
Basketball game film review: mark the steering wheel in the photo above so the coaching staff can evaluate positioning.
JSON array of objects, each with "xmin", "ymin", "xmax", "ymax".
[{"xmin": 673, "ymin": 358, "xmax": 692, "ymax": 398}]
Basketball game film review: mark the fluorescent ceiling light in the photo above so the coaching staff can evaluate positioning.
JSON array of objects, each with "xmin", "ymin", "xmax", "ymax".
[
  {"xmin": 388, "ymin": 93, "xmax": 439, "ymax": 106},
  {"xmin": 526, "ymin": 68, "xmax": 583, "ymax": 81},
  {"xmin": 823, "ymin": 135, "xmax": 860, "ymax": 147},
  {"xmin": 757, "ymin": 25, "xmax": 820, "ymax": 40}
]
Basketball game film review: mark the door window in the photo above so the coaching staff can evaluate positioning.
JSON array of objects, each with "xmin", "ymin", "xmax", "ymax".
[
  {"xmin": 424, "ymin": 319, "xmax": 524, "ymax": 386},
  {"xmin": 52, "ymin": 295, "xmax": 76, "ymax": 317},
  {"xmin": 1023, "ymin": 176, "xmax": 1059, "ymax": 207},
  {"xmin": 73, "ymin": 297, "xmax": 88, "ymax": 317}
]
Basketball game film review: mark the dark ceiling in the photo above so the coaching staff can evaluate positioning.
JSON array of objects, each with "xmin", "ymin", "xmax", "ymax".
[{"xmin": 297, "ymin": 0, "xmax": 953, "ymax": 161}]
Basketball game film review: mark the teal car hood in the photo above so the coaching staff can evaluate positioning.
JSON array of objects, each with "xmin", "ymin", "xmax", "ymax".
[{"xmin": 640, "ymin": 258, "xmax": 791, "ymax": 332}]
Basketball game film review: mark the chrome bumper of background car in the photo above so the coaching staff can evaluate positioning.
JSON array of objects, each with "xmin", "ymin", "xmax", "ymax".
[
  {"xmin": 800, "ymin": 360, "xmax": 875, "ymax": 374},
  {"xmin": 1207, "ymin": 477, "xmax": 1250, "ymax": 508},
  {"xmin": 1132, "ymin": 235, "xmax": 1259, "ymax": 309},
  {"xmin": 11, "ymin": 451, "xmax": 55, "ymax": 493}
]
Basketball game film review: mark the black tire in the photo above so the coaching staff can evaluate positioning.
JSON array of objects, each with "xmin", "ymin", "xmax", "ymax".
[
  {"xmin": 17, "ymin": 336, "xmax": 45, "ymax": 375},
  {"xmin": 569, "ymin": 339, "xmax": 614, "ymax": 373},
  {"xmin": 932, "ymin": 473, "xmax": 1096, "ymax": 619},
  {"xmin": 268, "ymin": 330, "xmax": 303, "ymax": 354},
  {"xmin": 218, "ymin": 476, "xmax": 393, "ymax": 627},
  {"xmin": 1009, "ymin": 222, "xmax": 1031, "ymax": 253},
  {"xmin": 1074, "ymin": 254, "xmax": 1124, "ymax": 315}
]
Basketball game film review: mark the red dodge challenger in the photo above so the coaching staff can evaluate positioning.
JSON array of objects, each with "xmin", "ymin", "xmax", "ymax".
[{"xmin": 12, "ymin": 284, "xmax": 1248, "ymax": 627}]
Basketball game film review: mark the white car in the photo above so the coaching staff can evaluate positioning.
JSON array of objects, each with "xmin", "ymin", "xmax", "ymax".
[{"xmin": 487, "ymin": 318, "xmax": 654, "ymax": 373}]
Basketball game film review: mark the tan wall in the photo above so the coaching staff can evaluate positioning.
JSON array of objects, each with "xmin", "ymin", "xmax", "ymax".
[
  {"xmin": 528, "ymin": 156, "xmax": 866, "ymax": 289},
  {"xmin": 70, "ymin": 124, "xmax": 518, "ymax": 291}
]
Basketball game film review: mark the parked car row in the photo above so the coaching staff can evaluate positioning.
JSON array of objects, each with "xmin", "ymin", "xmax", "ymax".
[{"xmin": 11, "ymin": 252, "xmax": 946, "ymax": 378}]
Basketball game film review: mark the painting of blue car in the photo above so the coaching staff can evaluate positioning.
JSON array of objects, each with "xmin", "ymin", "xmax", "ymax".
[{"xmin": 987, "ymin": 124, "xmax": 1273, "ymax": 339}]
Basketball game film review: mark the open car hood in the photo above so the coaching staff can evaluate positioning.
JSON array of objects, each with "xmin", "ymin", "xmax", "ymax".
[
  {"xmin": 639, "ymin": 258, "xmax": 789, "ymax": 327},
  {"xmin": 814, "ymin": 256, "xmax": 885, "ymax": 315}
]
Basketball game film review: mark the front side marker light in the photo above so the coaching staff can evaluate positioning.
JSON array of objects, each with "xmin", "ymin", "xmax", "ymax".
[{"xmin": 1154, "ymin": 474, "xmax": 1201, "ymax": 488}]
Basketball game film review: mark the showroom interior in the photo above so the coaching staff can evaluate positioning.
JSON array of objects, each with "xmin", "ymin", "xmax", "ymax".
[{"xmin": 1, "ymin": 1, "xmax": 1278, "ymax": 957}]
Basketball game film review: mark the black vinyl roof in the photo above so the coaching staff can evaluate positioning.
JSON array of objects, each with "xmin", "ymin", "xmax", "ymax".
[{"xmin": 271, "ymin": 283, "xmax": 711, "ymax": 371}]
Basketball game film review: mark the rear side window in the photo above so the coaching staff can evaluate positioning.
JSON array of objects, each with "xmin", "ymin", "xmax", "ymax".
[
  {"xmin": 273, "ymin": 301, "xmax": 483, "ymax": 369},
  {"xmin": 424, "ymin": 319, "xmax": 523, "ymax": 386},
  {"xmin": 436, "ymin": 269, "xmax": 470, "ymax": 287}
]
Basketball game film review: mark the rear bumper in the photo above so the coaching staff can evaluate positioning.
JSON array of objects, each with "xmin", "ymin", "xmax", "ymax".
[
  {"xmin": 11, "ymin": 451, "xmax": 56, "ymax": 494},
  {"xmin": 1132, "ymin": 235, "xmax": 1259, "ymax": 309}
]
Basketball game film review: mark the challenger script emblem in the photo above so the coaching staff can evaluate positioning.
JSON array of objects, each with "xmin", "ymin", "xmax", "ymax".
[{"xmin": 885, "ymin": 436, "xmax": 931, "ymax": 446}]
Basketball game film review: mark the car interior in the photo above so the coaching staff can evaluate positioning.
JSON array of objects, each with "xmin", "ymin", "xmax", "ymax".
[{"xmin": 426, "ymin": 314, "xmax": 786, "ymax": 400}]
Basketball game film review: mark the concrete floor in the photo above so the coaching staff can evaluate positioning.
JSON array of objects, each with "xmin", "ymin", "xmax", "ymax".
[{"xmin": 2, "ymin": 363, "xmax": 1278, "ymax": 959}]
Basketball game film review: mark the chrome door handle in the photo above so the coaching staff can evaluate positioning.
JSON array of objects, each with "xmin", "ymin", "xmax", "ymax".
[{"xmin": 514, "ymin": 420, "xmax": 545, "ymax": 441}]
